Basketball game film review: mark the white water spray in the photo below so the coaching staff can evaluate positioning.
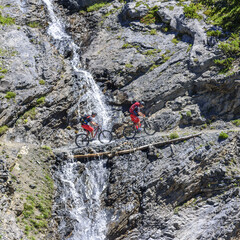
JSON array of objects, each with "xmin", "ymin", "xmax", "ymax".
[
  {"xmin": 42, "ymin": 0, "xmax": 111, "ymax": 129},
  {"xmin": 56, "ymin": 156, "xmax": 109, "ymax": 240},
  {"xmin": 41, "ymin": 0, "xmax": 111, "ymax": 239}
]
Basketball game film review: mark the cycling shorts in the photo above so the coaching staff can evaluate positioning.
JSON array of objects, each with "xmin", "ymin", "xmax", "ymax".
[
  {"xmin": 130, "ymin": 114, "xmax": 140, "ymax": 124},
  {"xmin": 81, "ymin": 124, "xmax": 94, "ymax": 132}
]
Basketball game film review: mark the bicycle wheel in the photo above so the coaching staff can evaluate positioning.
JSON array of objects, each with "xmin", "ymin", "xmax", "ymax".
[
  {"xmin": 98, "ymin": 130, "xmax": 112, "ymax": 144},
  {"xmin": 144, "ymin": 121, "xmax": 156, "ymax": 135},
  {"xmin": 123, "ymin": 125, "xmax": 137, "ymax": 139},
  {"xmin": 75, "ymin": 133, "xmax": 89, "ymax": 147}
]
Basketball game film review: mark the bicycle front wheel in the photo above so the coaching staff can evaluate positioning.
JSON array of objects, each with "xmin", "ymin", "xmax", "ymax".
[
  {"xmin": 75, "ymin": 133, "xmax": 89, "ymax": 147},
  {"xmin": 144, "ymin": 121, "xmax": 157, "ymax": 135},
  {"xmin": 98, "ymin": 130, "xmax": 112, "ymax": 144},
  {"xmin": 123, "ymin": 125, "xmax": 137, "ymax": 139}
]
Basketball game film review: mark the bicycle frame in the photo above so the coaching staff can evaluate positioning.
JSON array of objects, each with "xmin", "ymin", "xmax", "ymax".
[
  {"xmin": 84, "ymin": 125, "xmax": 101, "ymax": 139},
  {"xmin": 93, "ymin": 126, "xmax": 100, "ymax": 138}
]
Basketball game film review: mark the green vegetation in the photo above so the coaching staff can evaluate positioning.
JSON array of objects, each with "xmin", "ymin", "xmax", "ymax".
[
  {"xmin": 143, "ymin": 49, "xmax": 161, "ymax": 56},
  {"xmin": 187, "ymin": 44, "xmax": 192, "ymax": 53},
  {"xmin": 0, "ymin": 11, "xmax": 15, "ymax": 25},
  {"xmin": 149, "ymin": 64, "xmax": 160, "ymax": 71},
  {"xmin": 79, "ymin": 10, "xmax": 86, "ymax": 14},
  {"xmin": 200, "ymin": 0, "xmax": 240, "ymax": 32},
  {"xmin": 206, "ymin": 30, "xmax": 222, "ymax": 37},
  {"xmin": 186, "ymin": 111, "xmax": 192, "ymax": 117},
  {"xmin": 39, "ymin": 79, "xmax": 45, "ymax": 85},
  {"xmin": 125, "ymin": 63, "xmax": 133, "ymax": 68},
  {"xmin": 219, "ymin": 131, "xmax": 228, "ymax": 140},
  {"xmin": 0, "ymin": 47, "xmax": 18, "ymax": 57},
  {"xmin": 0, "ymin": 125, "xmax": 8, "ymax": 136},
  {"xmin": 41, "ymin": 145, "xmax": 52, "ymax": 151},
  {"xmin": 20, "ymin": 192, "xmax": 52, "ymax": 237},
  {"xmin": 183, "ymin": 3, "xmax": 203, "ymax": 20},
  {"xmin": 214, "ymin": 33, "xmax": 240, "ymax": 73},
  {"xmin": 150, "ymin": 29, "xmax": 157, "ymax": 35},
  {"xmin": 161, "ymin": 26, "xmax": 170, "ymax": 33},
  {"xmin": 166, "ymin": 5, "xmax": 174, "ymax": 11},
  {"xmin": 169, "ymin": 132, "xmax": 179, "ymax": 139},
  {"xmin": 5, "ymin": 91, "xmax": 16, "ymax": 99},
  {"xmin": 0, "ymin": 68, "xmax": 7, "ymax": 73},
  {"xmin": 171, "ymin": 37, "xmax": 179, "ymax": 45},
  {"xmin": 162, "ymin": 54, "xmax": 170, "ymax": 63},
  {"xmin": 36, "ymin": 97, "xmax": 45, "ymax": 105},
  {"xmin": 200, "ymin": 1, "xmax": 240, "ymax": 73},
  {"xmin": 122, "ymin": 43, "xmax": 133, "ymax": 49},
  {"xmin": 232, "ymin": 119, "xmax": 240, "ymax": 127},
  {"xmin": 27, "ymin": 21, "xmax": 41, "ymax": 28},
  {"xmin": 87, "ymin": 2, "xmax": 109, "ymax": 12},
  {"xmin": 140, "ymin": 6, "xmax": 161, "ymax": 25},
  {"xmin": 23, "ymin": 107, "xmax": 36, "ymax": 120}
]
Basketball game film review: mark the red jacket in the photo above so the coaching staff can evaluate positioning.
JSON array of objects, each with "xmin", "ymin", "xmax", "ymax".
[{"xmin": 129, "ymin": 102, "xmax": 140, "ymax": 115}]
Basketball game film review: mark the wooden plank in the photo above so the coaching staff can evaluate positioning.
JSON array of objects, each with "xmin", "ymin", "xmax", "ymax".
[{"xmin": 74, "ymin": 133, "xmax": 201, "ymax": 159}]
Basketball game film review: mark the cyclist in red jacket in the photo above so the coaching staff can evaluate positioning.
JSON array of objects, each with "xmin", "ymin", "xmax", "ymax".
[
  {"xmin": 80, "ymin": 113, "xmax": 98, "ymax": 138},
  {"xmin": 129, "ymin": 101, "xmax": 145, "ymax": 131}
]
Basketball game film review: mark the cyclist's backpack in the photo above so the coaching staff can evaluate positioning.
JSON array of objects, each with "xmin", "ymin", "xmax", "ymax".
[
  {"xmin": 129, "ymin": 102, "xmax": 140, "ymax": 114},
  {"xmin": 80, "ymin": 115, "xmax": 91, "ymax": 124}
]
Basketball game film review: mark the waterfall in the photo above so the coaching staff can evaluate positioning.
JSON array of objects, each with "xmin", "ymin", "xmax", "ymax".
[
  {"xmin": 55, "ymin": 155, "xmax": 109, "ymax": 240},
  {"xmin": 41, "ymin": 0, "xmax": 111, "ymax": 239},
  {"xmin": 42, "ymin": 0, "xmax": 111, "ymax": 130}
]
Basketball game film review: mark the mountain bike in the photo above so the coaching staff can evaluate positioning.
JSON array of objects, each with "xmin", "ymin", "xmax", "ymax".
[
  {"xmin": 75, "ymin": 125, "xmax": 112, "ymax": 147},
  {"xmin": 123, "ymin": 117, "xmax": 157, "ymax": 140}
]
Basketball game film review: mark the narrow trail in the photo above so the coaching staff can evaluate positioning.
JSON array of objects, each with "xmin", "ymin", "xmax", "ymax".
[
  {"xmin": 1, "ymin": 127, "xmax": 239, "ymax": 154},
  {"xmin": 72, "ymin": 126, "xmax": 240, "ymax": 159}
]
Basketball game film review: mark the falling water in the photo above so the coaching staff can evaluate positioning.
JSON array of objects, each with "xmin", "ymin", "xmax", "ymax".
[
  {"xmin": 55, "ymin": 155, "xmax": 109, "ymax": 240},
  {"xmin": 41, "ymin": 0, "xmax": 111, "ymax": 239},
  {"xmin": 42, "ymin": 0, "xmax": 111, "ymax": 129}
]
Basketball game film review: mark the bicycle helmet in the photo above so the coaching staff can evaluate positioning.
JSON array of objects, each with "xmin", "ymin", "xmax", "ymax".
[
  {"xmin": 139, "ymin": 101, "xmax": 145, "ymax": 106},
  {"xmin": 92, "ymin": 112, "xmax": 97, "ymax": 116}
]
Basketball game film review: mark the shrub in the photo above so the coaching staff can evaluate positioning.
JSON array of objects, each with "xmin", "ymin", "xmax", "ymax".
[
  {"xmin": 5, "ymin": 91, "xmax": 16, "ymax": 99},
  {"xmin": 183, "ymin": 3, "xmax": 203, "ymax": 19},
  {"xmin": 150, "ymin": 29, "xmax": 157, "ymax": 35},
  {"xmin": 0, "ymin": 125, "xmax": 8, "ymax": 136},
  {"xmin": 218, "ymin": 33, "xmax": 240, "ymax": 56},
  {"xmin": 36, "ymin": 97, "xmax": 45, "ymax": 105},
  {"xmin": 169, "ymin": 132, "xmax": 179, "ymax": 139},
  {"xmin": 219, "ymin": 131, "xmax": 228, "ymax": 140},
  {"xmin": 214, "ymin": 58, "xmax": 234, "ymax": 73},
  {"xmin": 232, "ymin": 119, "xmax": 240, "ymax": 126},
  {"xmin": 140, "ymin": 6, "xmax": 161, "ymax": 25},
  {"xmin": 186, "ymin": 111, "xmax": 192, "ymax": 117},
  {"xmin": 213, "ymin": 33, "xmax": 240, "ymax": 73},
  {"xmin": 206, "ymin": 30, "xmax": 222, "ymax": 37},
  {"xmin": 199, "ymin": 0, "xmax": 240, "ymax": 32}
]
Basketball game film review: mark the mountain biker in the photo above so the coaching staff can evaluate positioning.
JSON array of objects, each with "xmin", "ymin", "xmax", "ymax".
[
  {"xmin": 129, "ymin": 101, "xmax": 145, "ymax": 131},
  {"xmin": 80, "ymin": 113, "xmax": 98, "ymax": 138}
]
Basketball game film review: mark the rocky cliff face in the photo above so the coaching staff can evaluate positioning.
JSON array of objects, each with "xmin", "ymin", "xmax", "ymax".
[{"xmin": 1, "ymin": 0, "xmax": 240, "ymax": 239}]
